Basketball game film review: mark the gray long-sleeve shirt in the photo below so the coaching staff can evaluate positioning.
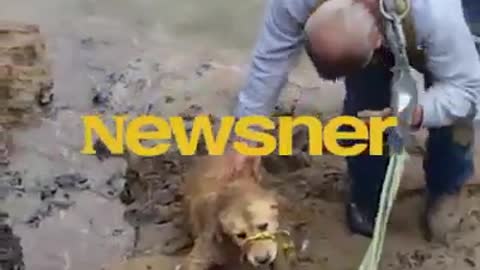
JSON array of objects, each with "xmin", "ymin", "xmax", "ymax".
[{"xmin": 233, "ymin": 0, "xmax": 480, "ymax": 127}]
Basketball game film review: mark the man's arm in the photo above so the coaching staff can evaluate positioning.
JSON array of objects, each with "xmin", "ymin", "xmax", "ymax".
[
  {"xmin": 234, "ymin": 0, "xmax": 318, "ymax": 117},
  {"xmin": 415, "ymin": 0, "xmax": 480, "ymax": 127}
]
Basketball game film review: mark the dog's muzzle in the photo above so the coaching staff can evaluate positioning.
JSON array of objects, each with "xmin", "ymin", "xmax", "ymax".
[{"xmin": 242, "ymin": 230, "xmax": 296, "ymax": 267}]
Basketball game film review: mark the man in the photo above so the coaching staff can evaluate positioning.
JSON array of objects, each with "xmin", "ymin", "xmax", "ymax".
[{"xmin": 226, "ymin": 0, "xmax": 480, "ymax": 244}]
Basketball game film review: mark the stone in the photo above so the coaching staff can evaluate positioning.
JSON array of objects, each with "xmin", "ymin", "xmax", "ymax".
[
  {"xmin": 0, "ymin": 21, "xmax": 54, "ymax": 127},
  {"xmin": 0, "ymin": 125, "xmax": 10, "ymax": 166},
  {"xmin": 0, "ymin": 212, "xmax": 25, "ymax": 270}
]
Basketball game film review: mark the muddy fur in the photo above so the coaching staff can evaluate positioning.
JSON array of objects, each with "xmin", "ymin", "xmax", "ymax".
[{"xmin": 180, "ymin": 155, "xmax": 288, "ymax": 270}]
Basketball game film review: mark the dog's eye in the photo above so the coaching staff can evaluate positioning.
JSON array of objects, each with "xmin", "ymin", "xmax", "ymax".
[
  {"xmin": 236, "ymin": 232, "xmax": 247, "ymax": 239},
  {"xmin": 257, "ymin": 223, "xmax": 268, "ymax": 231}
]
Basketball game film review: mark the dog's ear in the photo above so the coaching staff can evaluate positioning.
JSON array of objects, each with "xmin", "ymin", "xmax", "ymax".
[{"xmin": 201, "ymin": 193, "xmax": 225, "ymax": 243}]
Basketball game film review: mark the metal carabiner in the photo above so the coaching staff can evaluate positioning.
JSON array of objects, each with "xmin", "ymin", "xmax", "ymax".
[{"xmin": 379, "ymin": 0, "xmax": 410, "ymax": 21}]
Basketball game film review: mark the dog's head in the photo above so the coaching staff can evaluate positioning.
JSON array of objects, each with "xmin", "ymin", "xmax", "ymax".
[{"xmin": 214, "ymin": 157, "xmax": 280, "ymax": 267}]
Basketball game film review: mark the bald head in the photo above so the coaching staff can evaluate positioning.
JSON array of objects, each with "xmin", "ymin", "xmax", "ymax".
[{"xmin": 305, "ymin": 0, "xmax": 382, "ymax": 80}]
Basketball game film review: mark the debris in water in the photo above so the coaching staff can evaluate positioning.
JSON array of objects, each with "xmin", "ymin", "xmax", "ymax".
[
  {"xmin": 40, "ymin": 185, "xmax": 57, "ymax": 201},
  {"xmin": 179, "ymin": 104, "xmax": 203, "ymax": 121},
  {"xmin": 25, "ymin": 203, "xmax": 53, "ymax": 228},
  {"xmin": 92, "ymin": 87, "xmax": 112, "ymax": 107},
  {"xmin": 38, "ymin": 80, "xmax": 55, "ymax": 106},
  {"xmin": 164, "ymin": 96, "xmax": 175, "ymax": 104},
  {"xmin": 54, "ymin": 173, "xmax": 90, "ymax": 190},
  {"xmin": 47, "ymin": 197, "xmax": 75, "ymax": 209},
  {"xmin": 465, "ymin": 257, "xmax": 476, "ymax": 268},
  {"xmin": 0, "ymin": 171, "xmax": 25, "ymax": 199},
  {"xmin": 195, "ymin": 62, "xmax": 213, "ymax": 77},
  {"xmin": 112, "ymin": 228, "xmax": 124, "ymax": 237},
  {"xmin": 80, "ymin": 37, "xmax": 95, "ymax": 48}
]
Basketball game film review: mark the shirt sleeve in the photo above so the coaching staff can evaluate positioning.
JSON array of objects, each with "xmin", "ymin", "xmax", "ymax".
[
  {"xmin": 417, "ymin": 0, "xmax": 480, "ymax": 127},
  {"xmin": 233, "ymin": 0, "xmax": 318, "ymax": 117}
]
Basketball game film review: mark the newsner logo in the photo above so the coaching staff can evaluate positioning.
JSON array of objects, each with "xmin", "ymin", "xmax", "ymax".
[{"xmin": 80, "ymin": 115, "xmax": 398, "ymax": 157}]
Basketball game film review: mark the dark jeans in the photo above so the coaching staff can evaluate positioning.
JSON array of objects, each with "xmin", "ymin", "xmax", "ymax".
[
  {"xmin": 463, "ymin": 0, "xmax": 480, "ymax": 51},
  {"xmin": 338, "ymin": 64, "xmax": 475, "ymax": 212}
]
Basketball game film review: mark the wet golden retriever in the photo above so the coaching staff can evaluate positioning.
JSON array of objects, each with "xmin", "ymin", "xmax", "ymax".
[{"xmin": 179, "ymin": 154, "xmax": 282, "ymax": 270}]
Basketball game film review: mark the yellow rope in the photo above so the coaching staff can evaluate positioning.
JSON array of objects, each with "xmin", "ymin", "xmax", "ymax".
[
  {"xmin": 245, "ymin": 230, "xmax": 296, "ymax": 255},
  {"xmin": 359, "ymin": 148, "xmax": 408, "ymax": 270}
]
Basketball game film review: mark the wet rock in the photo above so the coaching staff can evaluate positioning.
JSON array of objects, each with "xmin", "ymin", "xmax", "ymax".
[
  {"xmin": 38, "ymin": 80, "xmax": 54, "ymax": 106},
  {"xmin": 54, "ymin": 173, "xmax": 90, "ymax": 190},
  {"xmin": 0, "ymin": 211, "xmax": 24, "ymax": 270},
  {"xmin": 0, "ymin": 21, "xmax": 54, "ymax": 127},
  {"xmin": 0, "ymin": 126, "xmax": 10, "ymax": 167}
]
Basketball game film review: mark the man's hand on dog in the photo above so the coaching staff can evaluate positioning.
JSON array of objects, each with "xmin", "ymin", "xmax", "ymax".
[{"xmin": 221, "ymin": 136, "xmax": 261, "ymax": 182}]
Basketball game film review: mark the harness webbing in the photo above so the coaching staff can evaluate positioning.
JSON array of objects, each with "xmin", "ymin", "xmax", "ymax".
[
  {"xmin": 307, "ymin": 1, "xmax": 414, "ymax": 269},
  {"xmin": 359, "ymin": 0, "xmax": 415, "ymax": 269}
]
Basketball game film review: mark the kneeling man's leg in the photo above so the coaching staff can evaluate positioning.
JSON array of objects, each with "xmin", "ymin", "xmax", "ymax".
[{"xmin": 340, "ymin": 64, "xmax": 392, "ymax": 237}]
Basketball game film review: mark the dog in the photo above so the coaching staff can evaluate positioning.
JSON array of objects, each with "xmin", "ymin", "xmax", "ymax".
[{"xmin": 179, "ymin": 154, "xmax": 285, "ymax": 270}]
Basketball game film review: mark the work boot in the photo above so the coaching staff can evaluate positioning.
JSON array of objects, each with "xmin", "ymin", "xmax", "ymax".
[
  {"xmin": 421, "ymin": 191, "xmax": 463, "ymax": 246},
  {"xmin": 346, "ymin": 199, "xmax": 375, "ymax": 238}
]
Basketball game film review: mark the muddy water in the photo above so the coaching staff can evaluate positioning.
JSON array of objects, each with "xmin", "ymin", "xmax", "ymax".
[
  {"xmin": 6, "ymin": 1, "xmax": 480, "ymax": 270},
  {"xmin": 0, "ymin": 0, "xmax": 266, "ymax": 48}
]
